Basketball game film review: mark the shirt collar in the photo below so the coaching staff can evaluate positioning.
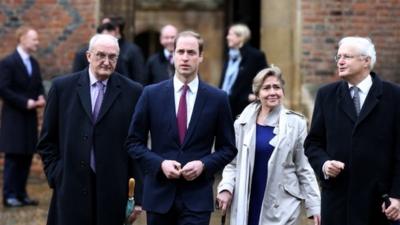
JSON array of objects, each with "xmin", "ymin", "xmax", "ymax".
[
  {"xmin": 88, "ymin": 68, "xmax": 109, "ymax": 87},
  {"xmin": 348, "ymin": 74, "xmax": 372, "ymax": 94},
  {"xmin": 173, "ymin": 75, "xmax": 199, "ymax": 94},
  {"xmin": 164, "ymin": 48, "xmax": 172, "ymax": 59},
  {"xmin": 17, "ymin": 46, "xmax": 30, "ymax": 60}
]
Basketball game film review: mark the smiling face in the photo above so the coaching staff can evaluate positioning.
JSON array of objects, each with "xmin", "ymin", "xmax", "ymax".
[
  {"xmin": 336, "ymin": 43, "xmax": 370, "ymax": 85},
  {"xmin": 173, "ymin": 35, "xmax": 203, "ymax": 82},
  {"xmin": 160, "ymin": 25, "xmax": 178, "ymax": 53},
  {"xmin": 86, "ymin": 35, "xmax": 119, "ymax": 80},
  {"xmin": 257, "ymin": 76, "xmax": 284, "ymax": 110}
]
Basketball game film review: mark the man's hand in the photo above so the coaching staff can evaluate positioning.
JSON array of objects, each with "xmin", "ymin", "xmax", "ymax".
[
  {"xmin": 127, "ymin": 205, "xmax": 142, "ymax": 224},
  {"xmin": 311, "ymin": 214, "xmax": 321, "ymax": 225},
  {"xmin": 323, "ymin": 160, "xmax": 345, "ymax": 178},
  {"xmin": 27, "ymin": 99, "xmax": 36, "ymax": 109},
  {"xmin": 35, "ymin": 95, "xmax": 46, "ymax": 108},
  {"xmin": 161, "ymin": 160, "xmax": 181, "ymax": 179},
  {"xmin": 382, "ymin": 197, "xmax": 400, "ymax": 221},
  {"xmin": 180, "ymin": 160, "xmax": 204, "ymax": 181},
  {"xmin": 216, "ymin": 190, "xmax": 232, "ymax": 215}
]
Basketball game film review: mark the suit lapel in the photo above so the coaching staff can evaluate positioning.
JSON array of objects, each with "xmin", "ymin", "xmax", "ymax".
[
  {"xmin": 337, "ymin": 81, "xmax": 357, "ymax": 123},
  {"xmin": 95, "ymin": 74, "xmax": 121, "ymax": 124},
  {"xmin": 164, "ymin": 80, "xmax": 180, "ymax": 145},
  {"xmin": 13, "ymin": 51, "xmax": 31, "ymax": 81},
  {"xmin": 77, "ymin": 71, "xmax": 93, "ymax": 122},
  {"xmin": 182, "ymin": 81, "xmax": 207, "ymax": 147},
  {"xmin": 357, "ymin": 74, "xmax": 382, "ymax": 125}
]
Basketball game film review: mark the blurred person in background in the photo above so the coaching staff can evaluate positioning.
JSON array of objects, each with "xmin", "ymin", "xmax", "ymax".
[
  {"xmin": 219, "ymin": 23, "xmax": 268, "ymax": 119},
  {"xmin": 0, "ymin": 26, "xmax": 45, "ymax": 207},
  {"xmin": 145, "ymin": 24, "xmax": 178, "ymax": 85}
]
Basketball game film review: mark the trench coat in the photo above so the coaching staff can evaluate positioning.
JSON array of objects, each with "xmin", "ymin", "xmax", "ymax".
[{"xmin": 218, "ymin": 102, "xmax": 320, "ymax": 225}]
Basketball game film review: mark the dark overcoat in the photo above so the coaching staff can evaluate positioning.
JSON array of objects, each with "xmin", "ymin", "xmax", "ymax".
[
  {"xmin": 37, "ymin": 70, "xmax": 143, "ymax": 225},
  {"xmin": 304, "ymin": 73, "xmax": 400, "ymax": 225},
  {"xmin": 219, "ymin": 44, "xmax": 268, "ymax": 119},
  {"xmin": 0, "ymin": 50, "xmax": 44, "ymax": 154}
]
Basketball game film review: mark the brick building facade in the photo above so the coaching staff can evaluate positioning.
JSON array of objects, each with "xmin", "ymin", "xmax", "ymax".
[{"xmin": 0, "ymin": 0, "xmax": 399, "ymax": 112}]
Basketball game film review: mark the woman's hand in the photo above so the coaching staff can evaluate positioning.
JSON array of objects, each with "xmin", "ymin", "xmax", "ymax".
[{"xmin": 216, "ymin": 190, "xmax": 232, "ymax": 215}]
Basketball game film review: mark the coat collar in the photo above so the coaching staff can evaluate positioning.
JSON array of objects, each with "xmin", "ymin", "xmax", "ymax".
[
  {"xmin": 77, "ymin": 70, "xmax": 122, "ymax": 124},
  {"xmin": 337, "ymin": 72, "xmax": 383, "ymax": 124}
]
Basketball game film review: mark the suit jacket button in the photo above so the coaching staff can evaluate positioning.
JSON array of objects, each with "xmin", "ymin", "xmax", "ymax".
[
  {"xmin": 83, "ymin": 135, "xmax": 88, "ymax": 141},
  {"xmin": 82, "ymin": 189, "xmax": 88, "ymax": 195},
  {"xmin": 80, "ymin": 161, "xmax": 86, "ymax": 167}
]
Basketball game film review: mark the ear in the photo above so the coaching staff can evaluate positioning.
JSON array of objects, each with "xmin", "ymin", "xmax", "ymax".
[
  {"xmin": 86, "ymin": 51, "xmax": 91, "ymax": 63},
  {"xmin": 199, "ymin": 52, "xmax": 204, "ymax": 63}
]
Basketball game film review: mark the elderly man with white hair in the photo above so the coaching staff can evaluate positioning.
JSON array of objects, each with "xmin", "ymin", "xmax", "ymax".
[
  {"xmin": 38, "ymin": 34, "xmax": 143, "ymax": 225},
  {"xmin": 305, "ymin": 36, "xmax": 400, "ymax": 225}
]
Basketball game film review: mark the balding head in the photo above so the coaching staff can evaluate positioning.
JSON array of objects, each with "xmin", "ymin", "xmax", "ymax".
[
  {"xmin": 160, "ymin": 25, "xmax": 178, "ymax": 53},
  {"xmin": 86, "ymin": 34, "xmax": 120, "ymax": 80}
]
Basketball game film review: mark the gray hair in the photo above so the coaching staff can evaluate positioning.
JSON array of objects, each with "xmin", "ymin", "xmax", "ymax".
[
  {"xmin": 338, "ymin": 36, "xmax": 376, "ymax": 70},
  {"xmin": 252, "ymin": 66, "xmax": 285, "ymax": 96},
  {"xmin": 88, "ymin": 34, "xmax": 119, "ymax": 52}
]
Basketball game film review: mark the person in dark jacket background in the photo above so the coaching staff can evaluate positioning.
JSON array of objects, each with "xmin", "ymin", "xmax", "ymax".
[
  {"xmin": 145, "ymin": 24, "xmax": 178, "ymax": 85},
  {"xmin": 219, "ymin": 23, "xmax": 268, "ymax": 119},
  {"xmin": 0, "ymin": 26, "xmax": 45, "ymax": 207}
]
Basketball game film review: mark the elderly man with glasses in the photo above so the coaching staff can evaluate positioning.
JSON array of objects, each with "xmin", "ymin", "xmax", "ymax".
[
  {"xmin": 305, "ymin": 36, "xmax": 400, "ymax": 225},
  {"xmin": 37, "ymin": 34, "xmax": 143, "ymax": 225}
]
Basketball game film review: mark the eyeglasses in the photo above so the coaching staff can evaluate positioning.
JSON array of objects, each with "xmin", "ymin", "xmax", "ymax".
[
  {"xmin": 92, "ymin": 51, "xmax": 118, "ymax": 63},
  {"xmin": 334, "ymin": 54, "xmax": 365, "ymax": 62}
]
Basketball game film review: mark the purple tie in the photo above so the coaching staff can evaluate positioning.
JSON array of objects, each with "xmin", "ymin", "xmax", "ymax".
[
  {"xmin": 90, "ymin": 81, "xmax": 105, "ymax": 172},
  {"xmin": 177, "ymin": 84, "xmax": 188, "ymax": 144}
]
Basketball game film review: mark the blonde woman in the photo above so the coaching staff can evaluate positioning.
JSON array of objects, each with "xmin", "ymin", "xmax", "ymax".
[{"xmin": 217, "ymin": 66, "xmax": 321, "ymax": 225}]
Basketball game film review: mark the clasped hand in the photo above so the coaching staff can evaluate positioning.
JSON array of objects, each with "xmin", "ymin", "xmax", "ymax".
[{"xmin": 161, "ymin": 160, "xmax": 204, "ymax": 181}]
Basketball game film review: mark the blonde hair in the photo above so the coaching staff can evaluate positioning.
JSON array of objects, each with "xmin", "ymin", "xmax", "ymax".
[
  {"xmin": 252, "ymin": 66, "xmax": 285, "ymax": 96},
  {"xmin": 16, "ymin": 26, "xmax": 34, "ymax": 42},
  {"xmin": 229, "ymin": 24, "xmax": 251, "ymax": 45}
]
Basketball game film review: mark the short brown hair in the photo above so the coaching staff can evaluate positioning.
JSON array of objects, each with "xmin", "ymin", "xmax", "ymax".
[
  {"xmin": 174, "ymin": 30, "xmax": 204, "ymax": 54},
  {"xmin": 252, "ymin": 66, "xmax": 285, "ymax": 96}
]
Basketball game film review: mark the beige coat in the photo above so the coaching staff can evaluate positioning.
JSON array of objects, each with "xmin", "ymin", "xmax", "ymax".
[{"xmin": 218, "ymin": 103, "xmax": 320, "ymax": 225}]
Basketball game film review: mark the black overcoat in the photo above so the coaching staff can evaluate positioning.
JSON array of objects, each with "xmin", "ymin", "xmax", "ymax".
[
  {"xmin": 0, "ymin": 50, "xmax": 44, "ymax": 154},
  {"xmin": 304, "ymin": 73, "xmax": 400, "ymax": 225},
  {"xmin": 37, "ymin": 70, "xmax": 143, "ymax": 225},
  {"xmin": 219, "ymin": 44, "xmax": 268, "ymax": 119}
]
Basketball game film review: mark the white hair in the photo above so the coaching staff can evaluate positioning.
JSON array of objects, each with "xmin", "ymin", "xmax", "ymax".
[
  {"xmin": 338, "ymin": 36, "xmax": 376, "ymax": 70},
  {"xmin": 88, "ymin": 34, "xmax": 119, "ymax": 52}
]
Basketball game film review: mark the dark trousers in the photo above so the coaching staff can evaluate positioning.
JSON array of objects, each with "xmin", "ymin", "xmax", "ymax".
[
  {"xmin": 3, "ymin": 153, "xmax": 33, "ymax": 199},
  {"xmin": 146, "ymin": 192, "xmax": 211, "ymax": 225}
]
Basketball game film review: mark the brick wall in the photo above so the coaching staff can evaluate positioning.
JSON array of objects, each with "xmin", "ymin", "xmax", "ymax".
[
  {"xmin": 301, "ymin": 0, "xmax": 400, "ymax": 86},
  {"xmin": 0, "ymin": 0, "xmax": 97, "ymax": 80}
]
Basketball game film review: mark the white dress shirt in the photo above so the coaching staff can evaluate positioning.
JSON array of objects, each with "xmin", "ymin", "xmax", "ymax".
[
  {"xmin": 348, "ymin": 74, "xmax": 372, "ymax": 109},
  {"xmin": 17, "ymin": 46, "xmax": 32, "ymax": 75},
  {"xmin": 173, "ymin": 75, "xmax": 199, "ymax": 128}
]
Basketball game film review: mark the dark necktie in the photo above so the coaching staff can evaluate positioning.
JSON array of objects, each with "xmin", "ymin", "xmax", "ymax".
[
  {"xmin": 177, "ymin": 84, "xmax": 188, "ymax": 144},
  {"xmin": 90, "ymin": 81, "xmax": 105, "ymax": 172},
  {"xmin": 351, "ymin": 86, "xmax": 361, "ymax": 116}
]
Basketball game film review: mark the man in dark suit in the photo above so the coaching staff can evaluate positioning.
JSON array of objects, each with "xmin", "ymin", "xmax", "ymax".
[
  {"xmin": 126, "ymin": 31, "xmax": 237, "ymax": 225},
  {"xmin": 0, "ymin": 26, "xmax": 45, "ymax": 207},
  {"xmin": 304, "ymin": 36, "xmax": 400, "ymax": 225},
  {"xmin": 37, "ymin": 34, "xmax": 143, "ymax": 225},
  {"xmin": 145, "ymin": 24, "xmax": 178, "ymax": 85},
  {"xmin": 219, "ymin": 23, "xmax": 268, "ymax": 119}
]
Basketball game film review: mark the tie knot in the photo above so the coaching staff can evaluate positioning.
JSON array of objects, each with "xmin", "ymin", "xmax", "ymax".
[
  {"xmin": 97, "ymin": 81, "xmax": 105, "ymax": 89},
  {"xmin": 351, "ymin": 86, "xmax": 359, "ymax": 96},
  {"xmin": 182, "ymin": 84, "xmax": 189, "ymax": 93}
]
